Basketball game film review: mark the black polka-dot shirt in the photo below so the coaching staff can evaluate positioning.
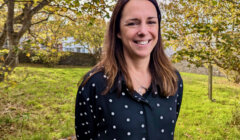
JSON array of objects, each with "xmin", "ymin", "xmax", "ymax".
[{"xmin": 75, "ymin": 71, "xmax": 183, "ymax": 140}]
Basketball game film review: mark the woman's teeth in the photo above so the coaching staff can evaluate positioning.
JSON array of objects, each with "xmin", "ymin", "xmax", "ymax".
[{"xmin": 136, "ymin": 40, "xmax": 149, "ymax": 45}]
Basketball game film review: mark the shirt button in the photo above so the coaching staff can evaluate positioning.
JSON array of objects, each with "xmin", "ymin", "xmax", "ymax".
[
  {"xmin": 140, "ymin": 111, "xmax": 143, "ymax": 115},
  {"xmin": 141, "ymin": 124, "xmax": 145, "ymax": 128},
  {"xmin": 142, "ymin": 137, "xmax": 146, "ymax": 140}
]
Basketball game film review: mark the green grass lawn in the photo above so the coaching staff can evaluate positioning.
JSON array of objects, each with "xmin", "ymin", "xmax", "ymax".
[{"xmin": 0, "ymin": 66, "xmax": 239, "ymax": 140}]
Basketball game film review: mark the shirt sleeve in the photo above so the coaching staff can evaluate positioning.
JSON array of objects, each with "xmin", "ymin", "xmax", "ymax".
[
  {"xmin": 176, "ymin": 71, "xmax": 183, "ymax": 120},
  {"xmin": 75, "ymin": 80, "xmax": 97, "ymax": 140}
]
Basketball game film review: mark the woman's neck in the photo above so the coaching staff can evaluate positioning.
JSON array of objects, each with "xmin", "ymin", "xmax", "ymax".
[
  {"xmin": 125, "ymin": 55, "xmax": 150, "ymax": 74},
  {"xmin": 124, "ymin": 54, "xmax": 152, "ymax": 95}
]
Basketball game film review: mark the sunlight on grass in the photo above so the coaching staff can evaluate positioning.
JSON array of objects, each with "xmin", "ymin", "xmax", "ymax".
[{"xmin": 175, "ymin": 72, "xmax": 240, "ymax": 139}]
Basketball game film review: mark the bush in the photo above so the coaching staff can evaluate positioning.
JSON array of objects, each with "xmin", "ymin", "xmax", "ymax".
[
  {"xmin": 221, "ymin": 69, "xmax": 240, "ymax": 84},
  {"xmin": 30, "ymin": 49, "xmax": 69, "ymax": 67},
  {"xmin": 18, "ymin": 51, "xmax": 97, "ymax": 67}
]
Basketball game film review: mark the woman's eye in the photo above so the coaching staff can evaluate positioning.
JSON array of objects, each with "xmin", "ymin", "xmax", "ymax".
[
  {"xmin": 148, "ymin": 21, "xmax": 157, "ymax": 24},
  {"xmin": 127, "ymin": 22, "xmax": 137, "ymax": 26}
]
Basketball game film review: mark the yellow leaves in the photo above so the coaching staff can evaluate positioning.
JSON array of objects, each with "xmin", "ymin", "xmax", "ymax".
[
  {"xmin": 191, "ymin": 18, "xmax": 197, "ymax": 24},
  {"xmin": 61, "ymin": 8, "xmax": 68, "ymax": 12},
  {"xmin": 41, "ymin": 34, "xmax": 47, "ymax": 39},
  {"xmin": 4, "ymin": 72, "xmax": 8, "ymax": 80},
  {"xmin": 47, "ymin": 7, "xmax": 55, "ymax": 12},
  {"xmin": 0, "ymin": 56, "xmax": 4, "ymax": 61},
  {"xmin": 0, "ymin": 49, "xmax": 9, "ymax": 55},
  {"xmin": 26, "ymin": 53, "xmax": 31, "ymax": 57},
  {"xmin": 100, "ymin": 0, "xmax": 105, "ymax": 4},
  {"xmin": 1, "ymin": 66, "xmax": 11, "ymax": 71},
  {"xmin": 51, "ymin": 49, "xmax": 57, "ymax": 53},
  {"xmin": 211, "ymin": 27, "xmax": 218, "ymax": 32},
  {"xmin": 218, "ymin": 38, "xmax": 227, "ymax": 44},
  {"xmin": 51, "ymin": 36, "xmax": 56, "ymax": 40},
  {"xmin": 47, "ymin": 42, "xmax": 52, "ymax": 47}
]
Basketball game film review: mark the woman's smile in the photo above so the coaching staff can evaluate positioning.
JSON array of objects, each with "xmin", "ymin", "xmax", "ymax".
[{"xmin": 117, "ymin": 0, "xmax": 159, "ymax": 59}]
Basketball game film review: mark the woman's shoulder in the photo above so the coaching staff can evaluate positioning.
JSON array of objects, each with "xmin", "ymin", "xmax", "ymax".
[
  {"xmin": 175, "ymin": 69, "xmax": 183, "ymax": 82},
  {"xmin": 80, "ymin": 69, "xmax": 107, "ymax": 91}
]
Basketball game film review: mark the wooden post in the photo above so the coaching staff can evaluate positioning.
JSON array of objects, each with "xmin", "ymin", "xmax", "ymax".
[{"xmin": 208, "ymin": 63, "xmax": 213, "ymax": 101}]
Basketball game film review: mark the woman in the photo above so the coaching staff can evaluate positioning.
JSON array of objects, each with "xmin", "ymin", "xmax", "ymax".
[{"xmin": 75, "ymin": 0, "xmax": 183, "ymax": 139}]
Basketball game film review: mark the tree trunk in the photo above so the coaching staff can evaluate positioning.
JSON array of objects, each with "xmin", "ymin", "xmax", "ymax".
[
  {"xmin": 0, "ymin": 0, "xmax": 18, "ymax": 82},
  {"xmin": 208, "ymin": 63, "xmax": 213, "ymax": 101},
  {"xmin": 0, "ymin": 24, "xmax": 7, "ymax": 49}
]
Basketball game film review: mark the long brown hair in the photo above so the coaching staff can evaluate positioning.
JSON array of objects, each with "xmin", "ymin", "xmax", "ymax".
[{"xmin": 82, "ymin": 0, "xmax": 178, "ymax": 97}]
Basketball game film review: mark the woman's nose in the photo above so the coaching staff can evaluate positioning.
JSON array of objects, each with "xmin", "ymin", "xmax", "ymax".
[{"xmin": 137, "ymin": 24, "xmax": 148, "ymax": 37}]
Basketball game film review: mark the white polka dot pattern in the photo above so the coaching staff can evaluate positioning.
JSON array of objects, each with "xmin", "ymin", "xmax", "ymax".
[{"xmin": 75, "ymin": 71, "xmax": 183, "ymax": 140}]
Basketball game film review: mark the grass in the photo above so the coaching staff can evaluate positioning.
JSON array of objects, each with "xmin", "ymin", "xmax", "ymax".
[
  {"xmin": 0, "ymin": 66, "xmax": 239, "ymax": 140},
  {"xmin": 175, "ymin": 72, "xmax": 240, "ymax": 140}
]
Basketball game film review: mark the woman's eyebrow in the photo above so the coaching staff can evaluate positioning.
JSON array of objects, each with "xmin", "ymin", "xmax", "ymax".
[
  {"xmin": 148, "ymin": 17, "xmax": 158, "ymax": 20},
  {"xmin": 126, "ymin": 17, "xmax": 158, "ymax": 21},
  {"xmin": 126, "ymin": 18, "xmax": 139, "ymax": 22}
]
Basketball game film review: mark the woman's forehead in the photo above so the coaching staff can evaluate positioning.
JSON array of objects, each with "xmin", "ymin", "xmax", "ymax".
[{"xmin": 121, "ymin": 0, "xmax": 158, "ymax": 20}]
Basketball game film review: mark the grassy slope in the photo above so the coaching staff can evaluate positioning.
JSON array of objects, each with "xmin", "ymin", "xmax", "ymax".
[
  {"xmin": 0, "ymin": 67, "xmax": 239, "ymax": 140},
  {"xmin": 175, "ymin": 72, "xmax": 240, "ymax": 140}
]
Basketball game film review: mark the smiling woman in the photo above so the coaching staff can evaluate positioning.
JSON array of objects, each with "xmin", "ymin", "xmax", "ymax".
[
  {"xmin": 75, "ymin": 0, "xmax": 183, "ymax": 140},
  {"xmin": 117, "ymin": 0, "xmax": 159, "ymax": 59}
]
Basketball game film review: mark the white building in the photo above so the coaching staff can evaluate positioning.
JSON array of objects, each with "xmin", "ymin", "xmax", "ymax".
[{"xmin": 62, "ymin": 37, "xmax": 90, "ymax": 53}]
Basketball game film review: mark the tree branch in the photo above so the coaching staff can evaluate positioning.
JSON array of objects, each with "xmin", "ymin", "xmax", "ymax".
[
  {"xmin": 48, "ymin": 3, "xmax": 78, "ymax": 13},
  {"xmin": 28, "ymin": 28, "xmax": 37, "ymax": 39},
  {"xmin": 55, "ymin": 13, "xmax": 76, "ymax": 22},
  {"xmin": 14, "ymin": 0, "xmax": 51, "ymax": 24},
  {"xmin": 17, "ymin": 0, "xmax": 51, "ymax": 38},
  {"xmin": 0, "ymin": 1, "xmax": 7, "ymax": 9},
  {"xmin": 31, "ymin": 13, "xmax": 52, "ymax": 25}
]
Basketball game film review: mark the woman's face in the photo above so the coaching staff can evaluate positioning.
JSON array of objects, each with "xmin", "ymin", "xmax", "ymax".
[{"xmin": 117, "ymin": 0, "xmax": 159, "ymax": 60}]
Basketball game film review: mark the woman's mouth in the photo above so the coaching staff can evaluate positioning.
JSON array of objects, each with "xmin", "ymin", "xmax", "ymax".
[{"xmin": 134, "ymin": 40, "xmax": 151, "ymax": 45}]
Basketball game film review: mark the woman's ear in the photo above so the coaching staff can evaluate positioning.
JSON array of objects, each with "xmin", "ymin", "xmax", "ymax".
[{"xmin": 117, "ymin": 33, "xmax": 121, "ymax": 39}]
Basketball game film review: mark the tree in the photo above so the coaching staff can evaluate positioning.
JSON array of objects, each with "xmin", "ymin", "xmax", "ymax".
[
  {"xmin": 70, "ymin": 16, "xmax": 107, "ymax": 60},
  {"xmin": 0, "ymin": 0, "xmax": 112, "ymax": 82},
  {"xmin": 24, "ymin": 15, "xmax": 72, "ymax": 67},
  {"xmin": 161, "ymin": 0, "xmax": 240, "ymax": 101}
]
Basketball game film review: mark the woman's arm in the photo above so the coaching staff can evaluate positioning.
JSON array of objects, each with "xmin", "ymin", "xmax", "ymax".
[
  {"xmin": 75, "ymin": 80, "xmax": 97, "ymax": 140},
  {"xmin": 176, "ymin": 71, "xmax": 183, "ymax": 120}
]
